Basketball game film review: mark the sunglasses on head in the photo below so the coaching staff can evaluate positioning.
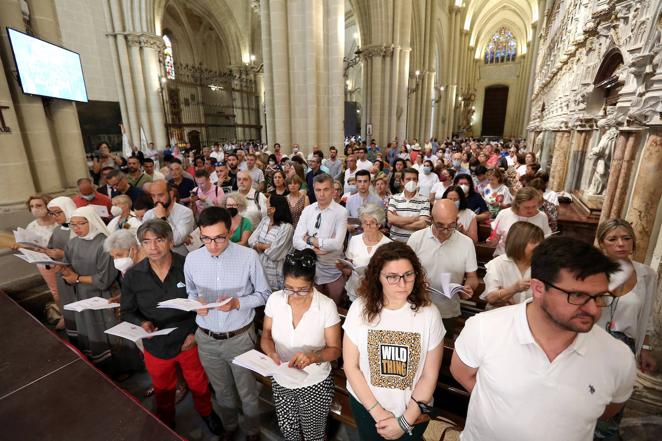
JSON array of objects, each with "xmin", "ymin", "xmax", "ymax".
[{"xmin": 285, "ymin": 252, "xmax": 316, "ymax": 268}]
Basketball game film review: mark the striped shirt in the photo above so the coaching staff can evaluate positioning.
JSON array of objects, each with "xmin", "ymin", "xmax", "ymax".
[{"xmin": 387, "ymin": 191, "xmax": 430, "ymax": 242}]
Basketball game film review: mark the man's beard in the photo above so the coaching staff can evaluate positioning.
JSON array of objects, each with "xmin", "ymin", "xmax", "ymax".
[{"xmin": 540, "ymin": 296, "xmax": 597, "ymax": 333}]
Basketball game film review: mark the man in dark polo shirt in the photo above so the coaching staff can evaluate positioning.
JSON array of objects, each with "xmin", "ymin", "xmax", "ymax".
[
  {"xmin": 106, "ymin": 169, "xmax": 145, "ymax": 206},
  {"xmin": 120, "ymin": 219, "xmax": 223, "ymax": 435}
]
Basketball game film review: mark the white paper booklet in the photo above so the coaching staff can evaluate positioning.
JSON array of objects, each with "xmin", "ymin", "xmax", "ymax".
[
  {"xmin": 13, "ymin": 227, "xmax": 47, "ymax": 248},
  {"xmin": 64, "ymin": 297, "xmax": 120, "ymax": 312},
  {"xmin": 336, "ymin": 258, "xmax": 366, "ymax": 272},
  {"xmin": 90, "ymin": 204, "xmax": 109, "ymax": 218},
  {"xmin": 157, "ymin": 297, "xmax": 232, "ymax": 311},
  {"xmin": 14, "ymin": 248, "xmax": 69, "ymax": 266},
  {"xmin": 232, "ymin": 349, "xmax": 309, "ymax": 383},
  {"xmin": 104, "ymin": 321, "xmax": 176, "ymax": 342},
  {"xmin": 429, "ymin": 272, "xmax": 465, "ymax": 300}
]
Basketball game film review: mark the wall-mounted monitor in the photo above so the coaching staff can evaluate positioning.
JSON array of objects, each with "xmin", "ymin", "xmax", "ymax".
[{"xmin": 6, "ymin": 27, "xmax": 88, "ymax": 103}]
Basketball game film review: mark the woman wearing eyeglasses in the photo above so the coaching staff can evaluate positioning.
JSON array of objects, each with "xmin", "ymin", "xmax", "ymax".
[
  {"xmin": 221, "ymin": 192, "xmax": 253, "ymax": 246},
  {"xmin": 260, "ymin": 249, "xmax": 342, "ymax": 440},
  {"xmin": 56, "ymin": 206, "xmax": 119, "ymax": 372},
  {"xmin": 343, "ymin": 241, "xmax": 444, "ymax": 440}
]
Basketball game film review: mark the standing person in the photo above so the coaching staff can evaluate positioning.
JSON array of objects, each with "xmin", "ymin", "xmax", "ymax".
[
  {"xmin": 45, "ymin": 197, "xmax": 78, "ymax": 331},
  {"xmin": 269, "ymin": 170, "xmax": 289, "ymax": 197},
  {"xmin": 286, "ymin": 175, "xmax": 309, "ymax": 229},
  {"xmin": 245, "ymin": 153, "xmax": 265, "ymax": 191},
  {"xmin": 305, "ymin": 156, "xmax": 325, "ymax": 203},
  {"xmin": 143, "ymin": 180, "xmax": 196, "ymax": 256},
  {"xmin": 72, "ymin": 177, "xmax": 113, "ymax": 220},
  {"xmin": 143, "ymin": 158, "xmax": 166, "ymax": 181},
  {"xmin": 237, "ymin": 171, "xmax": 268, "ymax": 227},
  {"xmin": 356, "ymin": 147, "xmax": 373, "ymax": 172},
  {"xmin": 491, "ymin": 187, "xmax": 552, "ymax": 256},
  {"xmin": 323, "ymin": 146, "xmax": 343, "ymax": 180},
  {"xmin": 345, "ymin": 169, "xmax": 383, "ymax": 221},
  {"xmin": 126, "ymin": 156, "xmax": 153, "ymax": 188},
  {"xmin": 453, "ymin": 173, "xmax": 490, "ymax": 223},
  {"xmin": 225, "ymin": 153, "xmax": 240, "ymax": 190},
  {"xmin": 482, "ymin": 168, "xmax": 513, "ymax": 219},
  {"xmin": 594, "ymin": 219, "xmax": 657, "ymax": 439},
  {"xmin": 450, "ymin": 237, "xmax": 636, "ymax": 441},
  {"xmin": 185, "ymin": 207, "xmax": 271, "ymax": 441},
  {"xmin": 222, "ymin": 193, "xmax": 253, "ymax": 246},
  {"xmin": 481, "ymin": 222, "xmax": 544, "ymax": 308},
  {"xmin": 387, "ymin": 168, "xmax": 431, "ymax": 242},
  {"xmin": 56, "ymin": 206, "xmax": 118, "ymax": 370},
  {"xmin": 441, "ymin": 186, "xmax": 478, "ymax": 243},
  {"xmin": 106, "ymin": 170, "xmax": 145, "ymax": 206},
  {"xmin": 338, "ymin": 204, "xmax": 392, "ymax": 302},
  {"xmin": 167, "ymin": 161, "xmax": 196, "ymax": 206},
  {"xmin": 388, "ymin": 158, "xmax": 406, "ymax": 195},
  {"xmin": 107, "ymin": 195, "xmax": 142, "ymax": 232},
  {"xmin": 191, "ymin": 169, "xmax": 224, "ymax": 215},
  {"xmin": 260, "ymin": 249, "xmax": 342, "ymax": 440},
  {"xmin": 121, "ymin": 220, "xmax": 223, "ymax": 434},
  {"xmin": 417, "ymin": 159, "xmax": 439, "ymax": 199},
  {"xmin": 429, "ymin": 167, "xmax": 452, "ymax": 203},
  {"xmin": 293, "ymin": 173, "xmax": 348, "ymax": 306},
  {"xmin": 407, "ymin": 200, "xmax": 478, "ymax": 335},
  {"xmin": 248, "ymin": 195, "xmax": 294, "ymax": 291},
  {"xmin": 343, "ymin": 242, "xmax": 444, "ymax": 440},
  {"xmin": 344, "ymin": 154, "xmax": 358, "ymax": 189}
]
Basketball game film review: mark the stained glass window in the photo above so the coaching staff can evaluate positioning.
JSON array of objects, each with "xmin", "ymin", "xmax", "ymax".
[
  {"xmin": 484, "ymin": 27, "xmax": 517, "ymax": 64},
  {"xmin": 163, "ymin": 35, "xmax": 175, "ymax": 80}
]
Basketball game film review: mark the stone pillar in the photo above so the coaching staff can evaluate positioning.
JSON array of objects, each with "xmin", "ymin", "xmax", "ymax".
[
  {"xmin": 0, "ymin": 0, "xmax": 63, "ymax": 192},
  {"xmin": 27, "ymin": 0, "xmax": 88, "ymax": 187},
  {"xmin": 140, "ymin": 37, "xmax": 167, "ymax": 149},
  {"xmin": 127, "ymin": 35, "xmax": 151, "ymax": 141},
  {"xmin": 598, "ymin": 131, "xmax": 628, "ymax": 225},
  {"xmin": 0, "ymin": 40, "xmax": 35, "ymax": 204},
  {"xmin": 548, "ymin": 131, "xmax": 571, "ymax": 191},
  {"xmin": 625, "ymin": 129, "xmax": 662, "ymax": 262},
  {"xmin": 609, "ymin": 131, "xmax": 640, "ymax": 219},
  {"xmin": 260, "ymin": 0, "xmax": 275, "ymax": 145},
  {"xmin": 564, "ymin": 130, "xmax": 589, "ymax": 192}
]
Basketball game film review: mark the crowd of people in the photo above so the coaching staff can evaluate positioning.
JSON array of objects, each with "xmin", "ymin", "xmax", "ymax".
[{"xmin": 14, "ymin": 136, "xmax": 657, "ymax": 441}]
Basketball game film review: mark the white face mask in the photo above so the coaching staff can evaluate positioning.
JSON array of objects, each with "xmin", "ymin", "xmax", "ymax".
[
  {"xmin": 113, "ymin": 257, "xmax": 133, "ymax": 274},
  {"xmin": 110, "ymin": 205, "xmax": 123, "ymax": 217},
  {"xmin": 454, "ymin": 200, "xmax": 461, "ymax": 209},
  {"xmin": 459, "ymin": 184, "xmax": 470, "ymax": 195},
  {"xmin": 404, "ymin": 180, "xmax": 418, "ymax": 193}
]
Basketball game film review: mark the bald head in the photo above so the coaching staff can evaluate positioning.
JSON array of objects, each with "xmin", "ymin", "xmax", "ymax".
[{"xmin": 432, "ymin": 199, "xmax": 458, "ymax": 225}]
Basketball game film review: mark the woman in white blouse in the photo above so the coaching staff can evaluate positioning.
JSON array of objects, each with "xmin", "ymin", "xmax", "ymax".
[
  {"xmin": 260, "ymin": 249, "xmax": 341, "ymax": 440},
  {"xmin": 594, "ymin": 219, "xmax": 656, "ymax": 441},
  {"xmin": 337, "ymin": 203, "xmax": 392, "ymax": 302},
  {"xmin": 248, "ymin": 194, "xmax": 294, "ymax": 290},
  {"xmin": 107, "ymin": 195, "xmax": 142, "ymax": 232},
  {"xmin": 481, "ymin": 222, "xmax": 544, "ymax": 308},
  {"xmin": 595, "ymin": 219, "xmax": 656, "ymax": 371}
]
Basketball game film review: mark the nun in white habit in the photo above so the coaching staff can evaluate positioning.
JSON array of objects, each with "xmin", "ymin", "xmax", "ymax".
[{"xmin": 58, "ymin": 206, "xmax": 119, "ymax": 369}]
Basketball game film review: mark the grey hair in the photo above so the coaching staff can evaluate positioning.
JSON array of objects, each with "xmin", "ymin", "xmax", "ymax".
[
  {"xmin": 111, "ymin": 194, "xmax": 132, "ymax": 208},
  {"xmin": 103, "ymin": 229, "xmax": 138, "ymax": 252},
  {"xmin": 358, "ymin": 203, "xmax": 386, "ymax": 226},
  {"xmin": 222, "ymin": 192, "xmax": 248, "ymax": 211},
  {"xmin": 312, "ymin": 172, "xmax": 333, "ymax": 186},
  {"xmin": 137, "ymin": 219, "xmax": 174, "ymax": 243}
]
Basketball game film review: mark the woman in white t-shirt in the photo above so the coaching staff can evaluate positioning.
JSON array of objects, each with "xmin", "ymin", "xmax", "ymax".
[
  {"xmin": 441, "ymin": 185, "xmax": 478, "ymax": 243},
  {"xmin": 491, "ymin": 187, "xmax": 552, "ymax": 256},
  {"xmin": 482, "ymin": 168, "xmax": 512, "ymax": 219},
  {"xmin": 343, "ymin": 241, "xmax": 444, "ymax": 440},
  {"xmin": 261, "ymin": 249, "xmax": 341, "ymax": 440},
  {"xmin": 417, "ymin": 160, "xmax": 439, "ymax": 198},
  {"xmin": 481, "ymin": 222, "xmax": 544, "ymax": 309},
  {"xmin": 338, "ymin": 203, "xmax": 392, "ymax": 301}
]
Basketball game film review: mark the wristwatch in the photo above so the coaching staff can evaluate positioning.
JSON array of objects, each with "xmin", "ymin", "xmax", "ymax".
[
  {"xmin": 642, "ymin": 344, "xmax": 653, "ymax": 351},
  {"xmin": 75, "ymin": 274, "xmax": 80, "ymax": 285}
]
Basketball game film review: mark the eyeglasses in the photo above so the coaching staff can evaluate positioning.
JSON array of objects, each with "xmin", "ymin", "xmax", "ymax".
[
  {"xmin": 69, "ymin": 221, "xmax": 89, "ymax": 228},
  {"xmin": 283, "ymin": 287, "xmax": 313, "ymax": 297},
  {"xmin": 285, "ymin": 252, "xmax": 316, "ymax": 268},
  {"xmin": 539, "ymin": 279, "xmax": 615, "ymax": 307},
  {"xmin": 48, "ymin": 210, "xmax": 64, "ymax": 217},
  {"xmin": 381, "ymin": 270, "xmax": 417, "ymax": 285},
  {"xmin": 315, "ymin": 213, "xmax": 322, "ymax": 229},
  {"xmin": 200, "ymin": 234, "xmax": 228, "ymax": 244},
  {"xmin": 361, "ymin": 220, "xmax": 379, "ymax": 228},
  {"xmin": 432, "ymin": 222, "xmax": 457, "ymax": 232}
]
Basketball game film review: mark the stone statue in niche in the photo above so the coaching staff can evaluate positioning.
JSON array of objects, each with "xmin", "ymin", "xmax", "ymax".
[
  {"xmin": 586, "ymin": 127, "xmax": 618, "ymax": 196},
  {"xmin": 534, "ymin": 131, "xmax": 544, "ymax": 155}
]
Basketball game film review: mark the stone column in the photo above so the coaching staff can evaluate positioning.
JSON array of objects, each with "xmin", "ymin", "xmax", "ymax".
[
  {"xmin": 0, "ymin": 0, "xmax": 63, "ymax": 192},
  {"xmin": 625, "ymin": 129, "xmax": 662, "ymax": 262},
  {"xmin": 599, "ymin": 131, "xmax": 628, "ymax": 225},
  {"xmin": 564, "ymin": 130, "xmax": 589, "ymax": 192},
  {"xmin": 0, "ymin": 40, "xmax": 35, "ymax": 204},
  {"xmin": 260, "ymin": 0, "xmax": 276, "ymax": 146},
  {"xmin": 27, "ymin": 0, "xmax": 88, "ymax": 187},
  {"xmin": 609, "ymin": 131, "xmax": 640, "ymax": 219},
  {"xmin": 127, "ymin": 35, "xmax": 151, "ymax": 142},
  {"xmin": 548, "ymin": 131, "xmax": 572, "ymax": 191},
  {"xmin": 140, "ymin": 35, "xmax": 167, "ymax": 149}
]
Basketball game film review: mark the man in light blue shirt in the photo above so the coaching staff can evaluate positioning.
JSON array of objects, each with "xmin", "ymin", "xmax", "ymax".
[{"xmin": 185, "ymin": 206, "xmax": 270, "ymax": 441}]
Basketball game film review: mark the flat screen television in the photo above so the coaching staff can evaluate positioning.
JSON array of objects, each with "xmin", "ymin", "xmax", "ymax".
[{"xmin": 6, "ymin": 27, "xmax": 88, "ymax": 102}]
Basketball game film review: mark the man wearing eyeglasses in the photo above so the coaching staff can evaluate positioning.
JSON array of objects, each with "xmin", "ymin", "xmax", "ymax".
[
  {"xmin": 120, "ymin": 220, "xmax": 223, "ymax": 435},
  {"xmin": 450, "ymin": 237, "xmax": 636, "ymax": 441},
  {"xmin": 407, "ymin": 199, "xmax": 478, "ymax": 334},
  {"xmin": 184, "ymin": 207, "xmax": 271, "ymax": 441}
]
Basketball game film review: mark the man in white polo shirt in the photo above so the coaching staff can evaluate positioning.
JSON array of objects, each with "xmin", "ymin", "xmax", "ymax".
[
  {"xmin": 450, "ymin": 237, "xmax": 636, "ymax": 441},
  {"xmin": 407, "ymin": 199, "xmax": 478, "ymax": 335}
]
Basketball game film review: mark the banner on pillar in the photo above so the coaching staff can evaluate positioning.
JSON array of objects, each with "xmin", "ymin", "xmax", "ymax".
[
  {"xmin": 140, "ymin": 126, "xmax": 149, "ymax": 152},
  {"xmin": 122, "ymin": 132, "xmax": 132, "ymax": 158}
]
